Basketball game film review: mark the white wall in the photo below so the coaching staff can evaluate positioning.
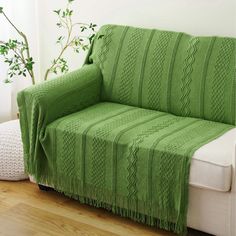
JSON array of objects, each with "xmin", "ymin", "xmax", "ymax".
[
  {"xmin": 9, "ymin": 0, "xmax": 40, "ymax": 118},
  {"xmin": 0, "ymin": 1, "xmax": 11, "ymax": 81},
  {"xmin": 0, "ymin": 0, "xmax": 40, "ymax": 121},
  {"xmin": 2, "ymin": 0, "xmax": 236, "ymax": 82},
  {"xmin": 0, "ymin": 0, "xmax": 236, "ymax": 121},
  {"xmin": 37, "ymin": 0, "xmax": 236, "ymax": 78},
  {"xmin": 0, "ymin": 0, "xmax": 40, "ymax": 82}
]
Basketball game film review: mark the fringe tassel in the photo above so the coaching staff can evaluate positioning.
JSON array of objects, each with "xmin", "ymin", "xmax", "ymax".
[{"xmin": 28, "ymin": 164, "xmax": 187, "ymax": 236}]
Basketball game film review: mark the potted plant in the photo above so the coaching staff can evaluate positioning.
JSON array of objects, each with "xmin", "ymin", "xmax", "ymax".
[
  {"xmin": 0, "ymin": 0, "xmax": 96, "ymax": 120},
  {"xmin": 0, "ymin": 0, "xmax": 96, "ymax": 84}
]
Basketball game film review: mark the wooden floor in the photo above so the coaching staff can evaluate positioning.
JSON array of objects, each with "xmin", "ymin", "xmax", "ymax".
[{"xmin": 0, "ymin": 180, "xmax": 211, "ymax": 236}]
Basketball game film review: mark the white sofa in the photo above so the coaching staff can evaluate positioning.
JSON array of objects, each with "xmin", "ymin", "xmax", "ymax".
[
  {"xmin": 32, "ymin": 128, "xmax": 236, "ymax": 235},
  {"xmin": 187, "ymin": 128, "xmax": 236, "ymax": 236}
]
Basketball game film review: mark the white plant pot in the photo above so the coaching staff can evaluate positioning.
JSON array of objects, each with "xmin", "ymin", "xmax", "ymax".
[{"xmin": 0, "ymin": 83, "xmax": 12, "ymax": 123}]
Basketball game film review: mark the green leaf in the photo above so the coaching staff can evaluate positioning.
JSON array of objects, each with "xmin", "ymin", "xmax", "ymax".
[
  {"xmin": 25, "ymin": 57, "xmax": 35, "ymax": 71},
  {"xmin": 52, "ymin": 67, "xmax": 58, "ymax": 74},
  {"xmin": 68, "ymin": 0, "xmax": 75, "ymax": 3},
  {"xmin": 82, "ymin": 45, "xmax": 89, "ymax": 51},
  {"xmin": 4, "ymin": 78, "xmax": 12, "ymax": 84},
  {"xmin": 80, "ymin": 26, "xmax": 87, "ymax": 32},
  {"xmin": 89, "ymin": 34, "xmax": 95, "ymax": 43},
  {"xmin": 69, "ymin": 10, "xmax": 73, "ymax": 16},
  {"xmin": 0, "ymin": 45, "xmax": 8, "ymax": 55},
  {"xmin": 65, "ymin": 8, "xmax": 72, "ymax": 16},
  {"xmin": 0, "ymin": 7, "xmax": 3, "ymax": 13},
  {"xmin": 98, "ymin": 34, "xmax": 104, "ymax": 39},
  {"xmin": 53, "ymin": 9, "xmax": 61, "ymax": 15},
  {"xmin": 56, "ymin": 36, "xmax": 64, "ymax": 44}
]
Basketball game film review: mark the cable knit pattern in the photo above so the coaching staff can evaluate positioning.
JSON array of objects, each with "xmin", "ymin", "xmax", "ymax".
[
  {"xmin": 91, "ymin": 108, "xmax": 138, "ymax": 189},
  {"xmin": 98, "ymin": 25, "xmax": 116, "ymax": 72},
  {"xmin": 138, "ymin": 30, "xmax": 155, "ymax": 106},
  {"xmin": 180, "ymin": 37, "xmax": 199, "ymax": 116},
  {"xmin": 59, "ymin": 122, "xmax": 77, "ymax": 176},
  {"xmin": 17, "ymin": 25, "xmax": 236, "ymax": 236},
  {"xmin": 127, "ymin": 114, "xmax": 179, "ymax": 200},
  {"xmin": 89, "ymin": 25, "xmax": 236, "ymax": 125},
  {"xmin": 211, "ymin": 38, "xmax": 235, "ymax": 122},
  {"xmin": 118, "ymin": 28, "xmax": 145, "ymax": 104},
  {"xmin": 43, "ymin": 103, "xmax": 231, "ymax": 235},
  {"xmin": 148, "ymin": 32, "xmax": 173, "ymax": 110},
  {"xmin": 166, "ymin": 33, "xmax": 183, "ymax": 112},
  {"xmin": 199, "ymin": 37, "xmax": 216, "ymax": 118},
  {"xmin": 156, "ymin": 120, "xmax": 224, "ymax": 213}
]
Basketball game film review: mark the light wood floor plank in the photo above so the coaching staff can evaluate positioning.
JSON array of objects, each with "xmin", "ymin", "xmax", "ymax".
[
  {"xmin": 0, "ymin": 203, "xmax": 118, "ymax": 236},
  {"xmin": 0, "ymin": 180, "xmax": 210, "ymax": 236}
]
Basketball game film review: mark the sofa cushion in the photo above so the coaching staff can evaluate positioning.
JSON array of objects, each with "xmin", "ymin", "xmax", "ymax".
[
  {"xmin": 88, "ymin": 24, "xmax": 236, "ymax": 125},
  {"xmin": 190, "ymin": 128, "xmax": 236, "ymax": 192},
  {"xmin": 45, "ymin": 102, "xmax": 234, "ymax": 193}
]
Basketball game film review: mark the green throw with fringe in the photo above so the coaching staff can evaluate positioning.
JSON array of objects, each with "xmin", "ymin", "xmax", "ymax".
[{"xmin": 18, "ymin": 25, "xmax": 236, "ymax": 235}]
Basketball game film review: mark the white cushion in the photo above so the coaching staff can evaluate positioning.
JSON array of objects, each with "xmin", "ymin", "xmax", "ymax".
[
  {"xmin": 190, "ymin": 128, "xmax": 236, "ymax": 192},
  {"xmin": 0, "ymin": 120, "xmax": 28, "ymax": 181}
]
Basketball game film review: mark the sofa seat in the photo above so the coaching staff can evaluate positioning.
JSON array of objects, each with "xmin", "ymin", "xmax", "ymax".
[
  {"xmin": 45, "ymin": 102, "xmax": 234, "ymax": 193},
  {"xmin": 190, "ymin": 128, "xmax": 236, "ymax": 192}
]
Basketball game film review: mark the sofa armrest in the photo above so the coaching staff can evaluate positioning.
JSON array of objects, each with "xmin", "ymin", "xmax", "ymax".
[{"xmin": 17, "ymin": 64, "xmax": 102, "ymax": 174}]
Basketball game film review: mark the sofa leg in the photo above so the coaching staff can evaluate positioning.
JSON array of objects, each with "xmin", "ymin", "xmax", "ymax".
[{"xmin": 38, "ymin": 184, "xmax": 53, "ymax": 191}]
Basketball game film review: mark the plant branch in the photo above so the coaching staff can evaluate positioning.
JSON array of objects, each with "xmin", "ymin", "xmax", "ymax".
[
  {"xmin": 44, "ymin": 17, "xmax": 72, "ymax": 81},
  {"xmin": 44, "ymin": 0, "xmax": 97, "ymax": 80},
  {"xmin": 2, "ymin": 12, "xmax": 22, "ymax": 35},
  {"xmin": 1, "ymin": 11, "xmax": 35, "ymax": 84}
]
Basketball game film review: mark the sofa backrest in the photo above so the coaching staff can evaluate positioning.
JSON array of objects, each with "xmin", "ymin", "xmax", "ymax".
[{"xmin": 88, "ymin": 24, "xmax": 236, "ymax": 125}]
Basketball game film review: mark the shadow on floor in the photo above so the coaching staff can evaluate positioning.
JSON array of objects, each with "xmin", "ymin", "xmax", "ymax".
[{"xmin": 188, "ymin": 228, "xmax": 214, "ymax": 236}]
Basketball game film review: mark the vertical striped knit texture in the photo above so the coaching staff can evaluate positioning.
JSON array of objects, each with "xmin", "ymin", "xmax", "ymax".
[
  {"xmin": 90, "ymin": 108, "xmax": 148, "ymax": 191},
  {"xmin": 97, "ymin": 25, "xmax": 115, "ymax": 72},
  {"xmin": 42, "ymin": 103, "xmax": 233, "ymax": 235},
  {"xmin": 148, "ymin": 31, "xmax": 174, "ymax": 110},
  {"xmin": 17, "ymin": 26, "xmax": 236, "ymax": 236},
  {"xmin": 199, "ymin": 37, "xmax": 216, "ymax": 118},
  {"xmin": 117, "ymin": 28, "xmax": 145, "ymax": 104},
  {"xmin": 180, "ymin": 37, "xmax": 200, "ymax": 116},
  {"xmin": 166, "ymin": 33, "xmax": 183, "ymax": 113},
  {"xmin": 138, "ymin": 30, "xmax": 155, "ymax": 106},
  {"xmin": 210, "ymin": 38, "xmax": 235, "ymax": 122},
  {"xmin": 90, "ymin": 24, "xmax": 236, "ymax": 125}
]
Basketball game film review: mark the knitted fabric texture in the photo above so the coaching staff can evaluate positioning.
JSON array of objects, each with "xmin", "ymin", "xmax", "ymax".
[
  {"xmin": 0, "ymin": 120, "xmax": 28, "ymax": 180},
  {"xmin": 17, "ymin": 26, "xmax": 236, "ymax": 235},
  {"xmin": 88, "ymin": 25, "xmax": 236, "ymax": 125}
]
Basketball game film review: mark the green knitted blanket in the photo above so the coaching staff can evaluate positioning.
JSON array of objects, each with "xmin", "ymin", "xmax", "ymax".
[
  {"xmin": 17, "ymin": 25, "xmax": 236, "ymax": 235},
  {"xmin": 88, "ymin": 25, "xmax": 236, "ymax": 125}
]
